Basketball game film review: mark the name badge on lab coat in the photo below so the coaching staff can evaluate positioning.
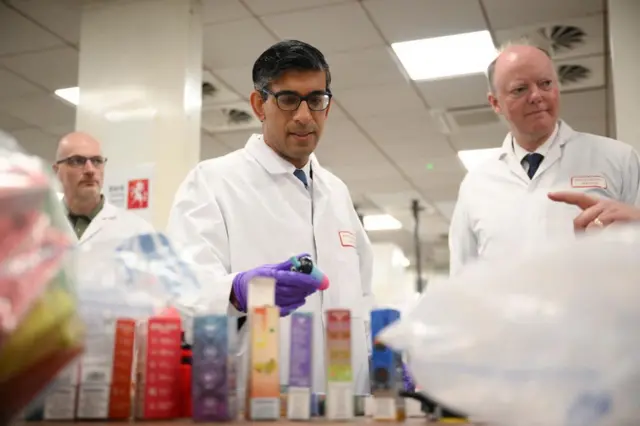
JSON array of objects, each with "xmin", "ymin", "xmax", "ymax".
[
  {"xmin": 571, "ymin": 175, "xmax": 607, "ymax": 189},
  {"xmin": 339, "ymin": 231, "xmax": 356, "ymax": 248}
]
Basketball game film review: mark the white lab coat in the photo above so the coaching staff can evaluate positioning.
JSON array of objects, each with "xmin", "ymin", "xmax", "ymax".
[
  {"xmin": 57, "ymin": 193, "xmax": 155, "ymax": 245},
  {"xmin": 449, "ymin": 120, "xmax": 640, "ymax": 275},
  {"xmin": 166, "ymin": 134, "xmax": 374, "ymax": 397}
]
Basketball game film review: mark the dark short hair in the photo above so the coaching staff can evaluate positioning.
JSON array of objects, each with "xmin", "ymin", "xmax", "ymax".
[
  {"xmin": 252, "ymin": 40, "xmax": 331, "ymax": 95},
  {"xmin": 486, "ymin": 42, "xmax": 552, "ymax": 93}
]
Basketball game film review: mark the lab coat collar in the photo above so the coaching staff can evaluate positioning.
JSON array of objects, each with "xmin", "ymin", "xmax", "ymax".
[
  {"xmin": 498, "ymin": 120, "xmax": 574, "ymax": 182},
  {"xmin": 80, "ymin": 200, "xmax": 118, "ymax": 243},
  {"xmin": 245, "ymin": 133, "xmax": 323, "ymax": 180}
]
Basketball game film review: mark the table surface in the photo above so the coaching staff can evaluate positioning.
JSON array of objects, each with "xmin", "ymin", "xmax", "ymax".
[{"xmin": 35, "ymin": 419, "xmax": 471, "ymax": 425}]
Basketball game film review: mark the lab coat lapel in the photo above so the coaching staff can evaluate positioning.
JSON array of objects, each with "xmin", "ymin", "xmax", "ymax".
[
  {"xmin": 500, "ymin": 134, "xmax": 530, "ymax": 184},
  {"xmin": 533, "ymin": 121, "xmax": 572, "ymax": 178},
  {"xmin": 79, "ymin": 202, "xmax": 117, "ymax": 244}
]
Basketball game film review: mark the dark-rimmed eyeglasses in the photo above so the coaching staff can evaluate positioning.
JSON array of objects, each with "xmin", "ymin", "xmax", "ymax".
[
  {"xmin": 261, "ymin": 89, "xmax": 332, "ymax": 112},
  {"xmin": 56, "ymin": 155, "xmax": 107, "ymax": 168}
]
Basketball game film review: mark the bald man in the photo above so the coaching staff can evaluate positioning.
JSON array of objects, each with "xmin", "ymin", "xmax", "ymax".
[
  {"xmin": 53, "ymin": 132, "xmax": 154, "ymax": 243},
  {"xmin": 448, "ymin": 42, "xmax": 640, "ymax": 275}
]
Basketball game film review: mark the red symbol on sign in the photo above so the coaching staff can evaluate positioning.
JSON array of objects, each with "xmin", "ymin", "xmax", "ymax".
[{"xmin": 127, "ymin": 179, "xmax": 149, "ymax": 209}]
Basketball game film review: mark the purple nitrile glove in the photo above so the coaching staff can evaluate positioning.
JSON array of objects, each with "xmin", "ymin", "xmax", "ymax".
[
  {"xmin": 402, "ymin": 363, "xmax": 416, "ymax": 392},
  {"xmin": 231, "ymin": 253, "xmax": 322, "ymax": 316}
]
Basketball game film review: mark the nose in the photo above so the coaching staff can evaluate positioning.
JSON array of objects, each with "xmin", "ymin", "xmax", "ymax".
[
  {"xmin": 293, "ymin": 101, "xmax": 313, "ymax": 124},
  {"xmin": 528, "ymin": 86, "xmax": 543, "ymax": 103},
  {"xmin": 83, "ymin": 159, "xmax": 97, "ymax": 173}
]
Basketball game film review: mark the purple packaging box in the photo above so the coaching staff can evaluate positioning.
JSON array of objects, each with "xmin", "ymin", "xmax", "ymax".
[
  {"xmin": 287, "ymin": 312, "xmax": 313, "ymax": 420},
  {"xmin": 192, "ymin": 314, "xmax": 238, "ymax": 422}
]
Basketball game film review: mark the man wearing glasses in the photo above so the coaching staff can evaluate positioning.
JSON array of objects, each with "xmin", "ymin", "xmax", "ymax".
[
  {"xmin": 167, "ymin": 40, "xmax": 407, "ymax": 409},
  {"xmin": 53, "ymin": 131, "xmax": 154, "ymax": 243}
]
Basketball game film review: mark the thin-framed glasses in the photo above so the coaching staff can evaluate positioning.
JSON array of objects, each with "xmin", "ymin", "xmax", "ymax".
[
  {"xmin": 56, "ymin": 155, "xmax": 107, "ymax": 168},
  {"xmin": 261, "ymin": 89, "xmax": 332, "ymax": 111}
]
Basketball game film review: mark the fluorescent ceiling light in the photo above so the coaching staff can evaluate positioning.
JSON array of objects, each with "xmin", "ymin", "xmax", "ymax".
[
  {"xmin": 457, "ymin": 148, "xmax": 502, "ymax": 172},
  {"xmin": 54, "ymin": 86, "xmax": 79, "ymax": 106},
  {"xmin": 363, "ymin": 214, "xmax": 402, "ymax": 231},
  {"xmin": 391, "ymin": 30, "xmax": 497, "ymax": 81}
]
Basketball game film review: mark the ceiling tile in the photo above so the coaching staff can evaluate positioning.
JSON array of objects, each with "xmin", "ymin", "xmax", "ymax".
[
  {"xmin": 377, "ymin": 131, "xmax": 455, "ymax": 163},
  {"xmin": 214, "ymin": 129, "xmax": 256, "ymax": 150},
  {"xmin": 448, "ymin": 121, "xmax": 507, "ymax": 151},
  {"xmin": 357, "ymin": 109, "xmax": 444, "ymax": 145},
  {"xmin": 0, "ymin": 110, "xmax": 30, "ymax": 132},
  {"xmin": 10, "ymin": 127, "xmax": 58, "ymax": 161},
  {"xmin": 326, "ymin": 46, "xmax": 408, "ymax": 91},
  {"xmin": 203, "ymin": 19, "xmax": 278, "ymax": 69},
  {"xmin": 1, "ymin": 47, "xmax": 79, "ymax": 91},
  {"xmin": 200, "ymin": 132, "xmax": 232, "ymax": 159},
  {"xmin": 362, "ymin": 0, "xmax": 487, "ymax": 43},
  {"xmin": 336, "ymin": 82, "xmax": 425, "ymax": 121},
  {"xmin": 0, "ymin": 68, "xmax": 45, "ymax": 100},
  {"xmin": 243, "ymin": 0, "xmax": 354, "ymax": 16},
  {"xmin": 0, "ymin": 5, "xmax": 65, "ymax": 56},
  {"xmin": 561, "ymin": 88, "xmax": 606, "ymax": 124},
  {"xmin": 9, "ymin": 0, "xmax": 81, "ymax": 45},
  {"xmin": 556, "ymin": 55, "xmax": 605, "ymax": 92},
  {"xmin": 345, "ymin": 175, "xmax": 414, "ymax": 195},
  {"xmin": 483, "ymin": 0, "xmax": 604, "ymax": 30},
  {"xmin": 42, "ymin": 123, "xmax": 74, "ymax": 137},
  {"xmin": 213, "ymin": 65, "xmax": 254, "ymax": 98},
  {"xmin": 418, "ymin": 74, "xmax": 489, "ymax": 110},
  {"xmin": 261, "ymin": 2, "xmax": 385, "ymax": 54},
  {"xmin": 420, "ymin": 182, "xmax": 461, "ymax": 202},
  {"xmin": 202, "ymin": 0, "xmax": 252, "ymax": 24},
  {"xmin": 494, "ymin": 15, "xmax": 605, "ymax": 60},
  {"xmin": 367, "ymin": 189, "xmax": 434, "ymax": 211},
  {"xmin": 0, "ymin": 94, "xmax": 75, "ymax": 128},
  {"xmin": 315, "ymin": 118, "xmax": 375, "ymax": 160},
  {"xmin": 434, "ymin": 200, "xmax": 457, "ymax": 220}
]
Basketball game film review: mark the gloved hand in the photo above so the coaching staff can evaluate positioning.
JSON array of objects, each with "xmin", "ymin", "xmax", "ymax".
[
  {"xmin": 402, "ymin": 363, "xmax": 416, "ymax": 392},
  {"xmin": 231, "ymin": 254, "xmax": 326, "ymax": 316}
]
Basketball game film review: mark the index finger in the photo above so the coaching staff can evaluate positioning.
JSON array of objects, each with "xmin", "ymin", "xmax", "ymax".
[
  {"xmin": 273, "ymin": 270, "xmax": 322, "ymax": 294},
  {"xmin": 548, "ymin": 191, "xmax": 599, "ymax": 211}
]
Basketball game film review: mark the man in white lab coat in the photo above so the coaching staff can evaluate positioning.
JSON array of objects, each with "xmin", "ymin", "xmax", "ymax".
[
  {"xmin": 449, "ymin": 43, "xmax": 640, "ymax": 275},
  {"xmin": 166, "ymin": 40, "xmax": 379, "ymax": 398},
  {"xmin": 53, "ymin": 132, "xmax": 154, "ymax": 245}
]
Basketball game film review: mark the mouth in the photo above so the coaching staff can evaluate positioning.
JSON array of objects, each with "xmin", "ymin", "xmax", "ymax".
[
  {"xmin": 289, "ymin": 132, "xmax": 315, "ymax": 141},
  {"xmin": 526, "ymin": 110, "xmax": 548, "ymax": 117}
]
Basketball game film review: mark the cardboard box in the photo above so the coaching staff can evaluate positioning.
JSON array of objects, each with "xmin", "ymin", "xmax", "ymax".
[
  {"xmin": 246, "ymin": 305, "xmax": 280, "ymax": 420},
  {"xmin": 286, "ymin": 312, "xmax": 313, "ymax": 420},
  {"xmin": 192, "ymin": 314, "xmax": 238, "ymax": 421},
  {"xmin": 76, "ymin": 318, "xmax": 136, "ymax": 419},
  {"xmin": 370, "ymin": 308, "xmax": 404, "ymax": 421},
  {"xmin": 134, "ymin": 316, "xmax": 181, "ymax": 420},
  {"xmin": 325, "ymin": 309, "xmax": 353, "ymax": 420}
]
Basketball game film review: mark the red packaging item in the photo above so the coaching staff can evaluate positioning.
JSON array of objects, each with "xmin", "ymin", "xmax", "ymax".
[{"xmin": 135, "ymin": 316, "xmax": 182, "ymax": 420}]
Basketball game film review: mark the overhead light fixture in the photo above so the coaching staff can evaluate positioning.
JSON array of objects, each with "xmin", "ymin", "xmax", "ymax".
[
  {"xmin": 363, "ymin": 214, "xmax": 402, "ymax": 231},
  {"xmin": 457, "ymin": 148, "xmax": 502, "ymax": 172},
  {"xmin": 391, "ymin": 30, "xmax": 497, "ymax": 81},
  {"xmin": 54, "ymin": 86, "xmax": 79, "ymax": 106}
]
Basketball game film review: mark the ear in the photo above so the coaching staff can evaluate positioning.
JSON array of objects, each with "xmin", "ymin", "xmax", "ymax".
[
  {"xmin": 323, "ymin": 99, "xmax": 332, "ymax": 119},
  {"xmin": 250, "ymin": 90, "xmax": 266, "ymax": 122},
  {"xmin": 487, "ymin": 91, "xmax": 501, "ymax": 115},
  {"xmin": 52, "ymin": 163, "xmax": 58, "ymax": 174}
]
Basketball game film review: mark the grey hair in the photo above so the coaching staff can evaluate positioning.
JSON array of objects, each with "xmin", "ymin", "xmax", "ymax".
[{"xmin": 486, "ymin": 37, "xmax": 554, "ymax": 93}]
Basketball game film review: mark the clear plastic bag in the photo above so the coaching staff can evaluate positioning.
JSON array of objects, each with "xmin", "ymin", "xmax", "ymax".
[{"xmin": 380, "ymin": 224, "xmax": 640, "ymax": 426}]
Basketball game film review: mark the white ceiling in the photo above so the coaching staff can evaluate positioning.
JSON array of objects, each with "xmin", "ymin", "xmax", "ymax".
[{"xmin": 0, "ymin": 0, "xmax": 610, "ymax": 273}]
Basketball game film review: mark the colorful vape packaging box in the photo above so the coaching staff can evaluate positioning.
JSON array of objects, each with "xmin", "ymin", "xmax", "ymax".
[
  {"xmin": 134, "ymin": 316, "xmax": 182, "ymax": 420},
  {"xmin": 41, "ymin": 361, "xmax": 80, "ymax": 420},
  {"xmin": 325, "ymin": 308, "xmax": 353, "ymax": 420},
  {"xmin": 191, "ymin": 314, "xmax": 238, "ymax": 421},
  {"xmin": 286, "ymin": 311, "xmax": 313, "ymax": 420},
  {"xmin": 75, "ymin": 318, "xmax": 136, "ymax": 419},
  {"xmin": 246, "ymin": 305, "xmax": 280, "ymax": 420},
  {"xmin": 370, "ymin": 308, "xmax": 405, "ymax": 421}
]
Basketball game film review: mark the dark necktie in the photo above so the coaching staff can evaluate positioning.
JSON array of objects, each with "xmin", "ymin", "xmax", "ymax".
[
  {"xmin": 525, "ymin": 153, "xmax": 544, "ymax": 179},
  {"xmin": 293, "ymin": 169, "xmax": 308, "ymax": 188}
]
